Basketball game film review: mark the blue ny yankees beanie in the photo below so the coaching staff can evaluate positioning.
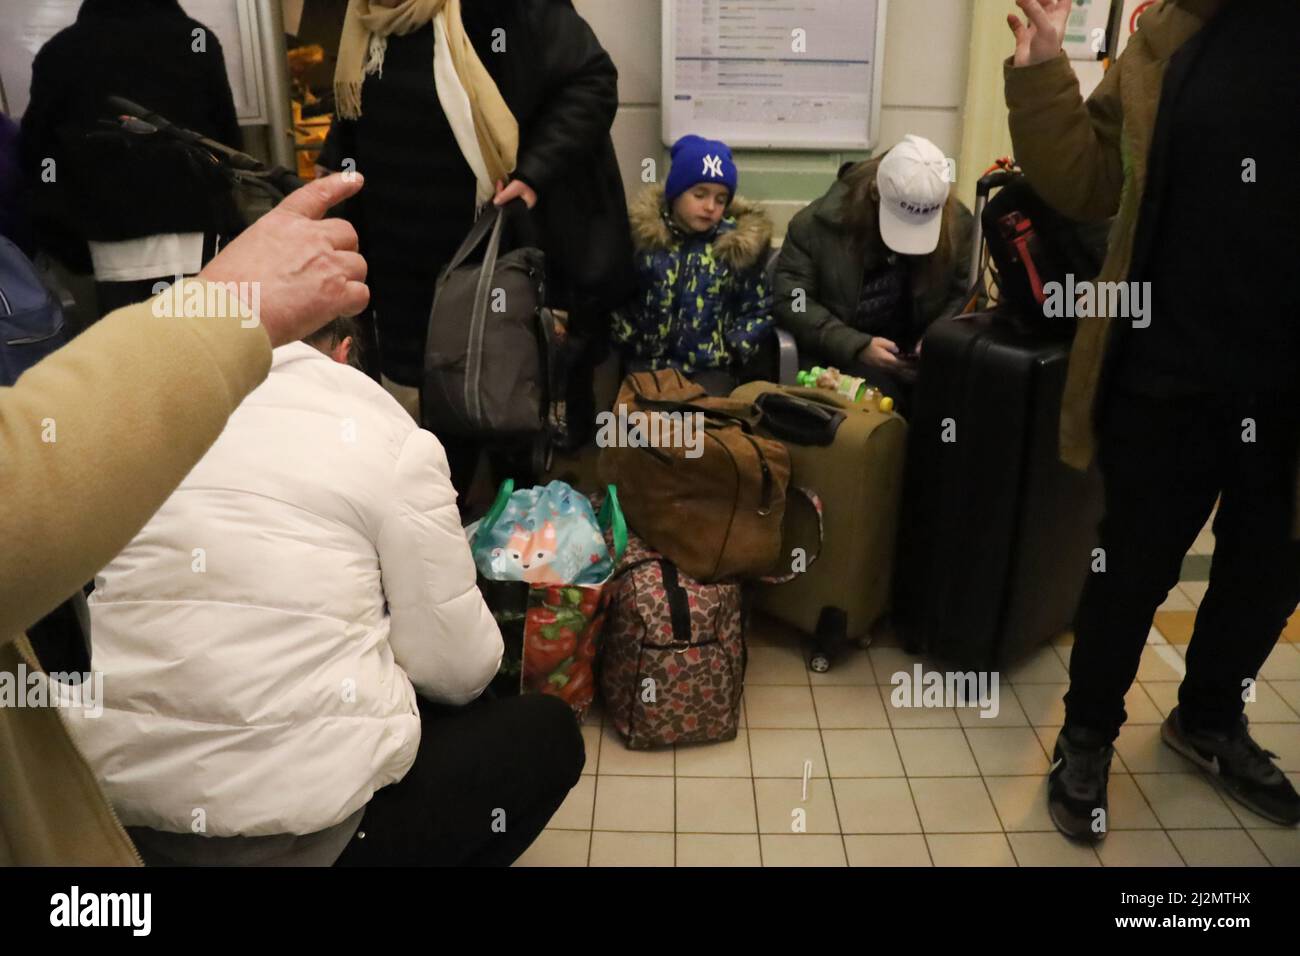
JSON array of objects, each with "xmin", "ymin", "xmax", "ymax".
[{"xmin": 665, "ymin": 135, "xmax": 738, "ymax": 204}]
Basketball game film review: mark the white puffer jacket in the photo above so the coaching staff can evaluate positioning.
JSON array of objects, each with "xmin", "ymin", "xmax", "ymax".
[{"xmin": 62, "ymin": 343, "xmax": 503, "ymax": 837}]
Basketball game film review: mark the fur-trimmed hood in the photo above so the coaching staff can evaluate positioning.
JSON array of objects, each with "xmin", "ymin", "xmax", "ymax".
[{"xmin": 629, "ymin": 186, "xmax": 773, "ymax": 271}]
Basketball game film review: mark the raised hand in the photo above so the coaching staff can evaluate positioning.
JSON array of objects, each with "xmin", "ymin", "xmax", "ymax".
[
  {"xmin": 197, "ymin": 173, "xmax": 369, "ymax": 347},
  {"xmin": 1007, "ymin": 0, "xmax": 1074, "ymax": 67}
]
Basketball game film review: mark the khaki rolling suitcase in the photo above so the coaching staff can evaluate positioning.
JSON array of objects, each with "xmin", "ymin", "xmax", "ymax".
[{"xmin": 731, "ymin": 382, "xmax": 907, "ymax": 671}]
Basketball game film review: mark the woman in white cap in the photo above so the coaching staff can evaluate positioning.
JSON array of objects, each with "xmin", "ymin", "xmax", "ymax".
[{"xmin": 773, "ymin": 134, "xmax": 974, "ymax": 414}]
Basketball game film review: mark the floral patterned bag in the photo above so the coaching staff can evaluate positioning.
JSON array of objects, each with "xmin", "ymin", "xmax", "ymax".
[{"xmin": 600, "ymin": 533, "xmax": 747, "ymax": 749}]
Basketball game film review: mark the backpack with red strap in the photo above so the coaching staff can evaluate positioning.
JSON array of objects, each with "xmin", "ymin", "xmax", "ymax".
[{"xmin": 976, "ymin": 162, "xmax": 1111, "ymax": 328}]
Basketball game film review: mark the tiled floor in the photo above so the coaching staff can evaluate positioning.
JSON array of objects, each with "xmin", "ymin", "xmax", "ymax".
[{"xmin": 516, "ymin": 515, "xmax": 1300, "ymax": 867}]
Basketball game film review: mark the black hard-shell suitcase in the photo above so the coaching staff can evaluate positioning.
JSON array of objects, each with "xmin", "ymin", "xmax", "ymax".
[{"xmin": 893, "ymin": 312, "xmax": 1103, "ymax": 670}]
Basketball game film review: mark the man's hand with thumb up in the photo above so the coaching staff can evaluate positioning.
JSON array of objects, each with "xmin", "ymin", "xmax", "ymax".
[{"xmin": 198, "ymin": 173, "xmax": 369, "ymax": 347}]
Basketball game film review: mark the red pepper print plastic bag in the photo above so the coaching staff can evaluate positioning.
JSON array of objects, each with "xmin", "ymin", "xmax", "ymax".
[{"xmin": 471, "ymin": 483, "xmax": 627, "ymax": 719}]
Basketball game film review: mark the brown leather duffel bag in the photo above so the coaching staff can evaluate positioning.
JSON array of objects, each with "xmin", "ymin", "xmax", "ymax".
[{"xmin": 597, "ymin": 369, "xmax": 790, "ymax": 582}]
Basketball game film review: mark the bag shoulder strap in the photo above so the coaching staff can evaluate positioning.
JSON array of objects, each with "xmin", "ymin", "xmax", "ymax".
[
  {"xmin": 759, "ymin": 487, "xmax": 825, "ymax": 585},
  {"xmin": 442, "ymin": 199, "xmax": 531, "ymax": 279}
]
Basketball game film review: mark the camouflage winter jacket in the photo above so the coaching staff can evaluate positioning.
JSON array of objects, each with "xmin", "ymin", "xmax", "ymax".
[{"xmin": 615, "ymin": 186, "xmax": 773, "ymax": 374}]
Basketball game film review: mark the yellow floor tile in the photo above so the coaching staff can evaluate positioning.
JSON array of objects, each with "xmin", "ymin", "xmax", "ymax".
[
  {"xmin": 883, "ymin": 695, "xmax": 961, "ymax": 729},
  {"xmin": 844, "ymin": 834, "xmax": 932, "ymax": 867},
  {"xmin": 675, "ymin": 731, "xmax": 752, "ymax": 777},
  {"xmin": 580, "ymin": 724, "xmax": 601, "ymax": 775},
  {"xmin": 1166, "ymin": 830, "xmax": 1269, "ymax": 867},
  {"xmin": 1006, "ymin": 645, "xmax": 1071, "ymax": 684},
  {"xmin": 1285, "ymin": 611, "xmax": 1300, "ymax": 644},
  {"xmin": 1125, "ymin": 683, "xmax": 1166, "ymax": 725},
  {"xmin": 829, "ymin": 778, "xmax": 920, "ymax": 834},
  {"xmin": 984, "ymin": 775, "xmax": 1054, "ymax": 833},
  {"xmin": 1269, "ymin": 680, "xmax": 1300, "ymax": 716},
  {"xmin": 812, "ymin": 685, "xmax": 890, "ymax": 728},
  {"xmin": 755, "ymin": 777, "xmax": 841, "ymax": 834},
  {"xmin": 513, "ymin": 829, "xmax": 590, "ymax": 867},
  {"xmin": 1095, "ymin": 830, "xmax": 1185, "ymax": 867},
  {"xmin": 1243, "ymin": 681, "xmax": 1300, "ymax": 723},
  {"xmin": 596, "ymin": 724, "xmax": 674, "ymax": 776},
  {"xmin": 1008, "ymin": 832, "xmax": 1101, "ymax": 866},
  {"xmin": 925, "ymin": 834, "xmax": 1017, "ymax": 867},
  {"xmin": 1137, "ymin": 645, "xmax": 1186, "ymax": 682},
  {"xmin": 675, "ymin": 777, "xmax": 757, "ymax": 833},
  {"xmin": 548, "ymin": 775, "xmax": 596, "ymax": 830},
  {"xmin": 908, "ymin": 777, "xmax": 1002, "ymax": 833},
  {"xmin": 1141, "ymin": 681, "xmax": 1179, "ymax": 718},
  {"xmin": 759, "ymin": 834, "xmax": 847, "ymax": 866},
  {"xmin": 592, "ymin": 775, "xmax": 674, "ymax": 832},
  {"xmin": 747, "ymin": 728, "xmax": 827, "ymax": 778},
  {"xmin": 1013, "ymin": 683, "xmax": 1068, "ymax": 726},
  {"xmin": 1108, "ymin": 773, "xmax": 1163, "ymax": 830},
  {"xmin": 1248, "ymin": 828, "xmax": 1300, "ymax": 866},
  {"xmin": 893, "ymin": 729, "xmax": 979, "ymax": 777},
  {"xmin": 746, "ymin": 643, "xmax": 812, "ymax": 685},
  {"xmin": 1115, "ymin": 723, "xmax": 1195, "ymax": 774},
  {"xmin": 956, "ymin": 683, "xmax": 1029, "ymax": 727},
  {"xmin": 589, "ymin": 831, "xmax": 674, "ymax": 867},
  {"xmin": 965, "ymin": 727, "xmax": 1050, "ymax": 776},
  {"xmin": 1153, "ymin": 611, "xmax": 1196, "ymax": 645},
  {"xmin": 744, "ymin": 685, "xmax": 819, "ymax": 728},
  {"xmin": 676, "ymin": 833, "xmax": 762, "ymax": 867},
  {"xmin": 1132, "ymin": 773, "xmax": 1239, "ymax": 829},
  {"xmin": 1261, "ymin": 644, "xmax": 1300, "ymax": 681},
  {"xmin": 821, "ymin": 729, "xmax": 904, "ymax": 777}
]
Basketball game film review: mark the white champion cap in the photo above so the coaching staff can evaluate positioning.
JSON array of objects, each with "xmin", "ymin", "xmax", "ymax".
[{"xmin": 876, "ymin": 134, "xmax": 952, "ymax": 256}]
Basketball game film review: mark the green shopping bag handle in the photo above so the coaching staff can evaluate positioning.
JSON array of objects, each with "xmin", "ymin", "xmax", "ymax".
[
  {"xmin": 599, "ymin": 484, "xmax": 628, "ymax": 565},
  {"xmin": 474, "ymin": 479, "xmax": 627, "ymax": 566},
  {"xmin": 476, "ymin": 478, "xmax": 517, "ymax": 542}
]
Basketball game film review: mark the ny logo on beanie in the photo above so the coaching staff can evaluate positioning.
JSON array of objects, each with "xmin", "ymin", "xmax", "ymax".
[{"xmin": 666, "ymin": 134, "xmax": 738, "ymax": 203}]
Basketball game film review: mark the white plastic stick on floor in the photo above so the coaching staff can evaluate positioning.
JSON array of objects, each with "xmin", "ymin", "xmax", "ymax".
[{"xmin": 801, "ymin": 759, "xmax": 813, "ymax": 802}]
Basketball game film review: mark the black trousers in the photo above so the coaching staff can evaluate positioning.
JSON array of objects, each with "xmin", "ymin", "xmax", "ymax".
[
  {"xmin": 1066, "ymin": 388, "xmax": 1300, "ymax": 742},
  {"xmin": 95, "ymin": 277, "xmax": 172, "ymax": 319},
  {"xmin": 334, "ymin": 692, "xmax": 585, "ymax": 867}
]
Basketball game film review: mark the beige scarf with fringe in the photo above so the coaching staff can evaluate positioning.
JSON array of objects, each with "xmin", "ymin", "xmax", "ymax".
[{"xmin": 334, "ymin": 0, "xmax": 518, "ymax": 191}]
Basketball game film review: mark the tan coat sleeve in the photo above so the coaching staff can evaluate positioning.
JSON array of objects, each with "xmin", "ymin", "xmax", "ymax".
[
  {"xmin": 1004, "ymin": 52, "xmax": 1125, "ymax": 223},
  {"xmin": 0, "ymin": 280, "xmax": 271, "ymax": 639}
]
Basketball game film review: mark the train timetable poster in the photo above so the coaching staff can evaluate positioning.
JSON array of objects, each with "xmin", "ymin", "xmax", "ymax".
[{"xmin": 663, "ymin": 0, "xmax": 889, "ymax": 151}]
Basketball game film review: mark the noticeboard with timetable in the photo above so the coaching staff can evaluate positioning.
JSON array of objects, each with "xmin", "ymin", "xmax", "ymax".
[{"xmin": 662, "ymin": 0, "xmax": 889, "ymax": 151}]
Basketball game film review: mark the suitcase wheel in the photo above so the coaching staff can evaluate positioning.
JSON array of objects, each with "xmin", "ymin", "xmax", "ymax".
[{"xmin": 806, "ymin": 606, "xmax": 848, "ymax": 672}]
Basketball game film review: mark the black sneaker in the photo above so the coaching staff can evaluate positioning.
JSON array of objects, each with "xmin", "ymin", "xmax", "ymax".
[
  {"xmin": 1048, "ymin": 726, "xmax": 1114, "ymax": 844},
  {"xmin": 1162, "ymin": 706, "xmax": 1300, "ymax": 826}
]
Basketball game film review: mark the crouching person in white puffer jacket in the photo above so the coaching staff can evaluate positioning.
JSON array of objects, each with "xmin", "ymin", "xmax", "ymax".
[{"xmin": 61, "ymin": 318, "xmax": 585, "ymax": 866}]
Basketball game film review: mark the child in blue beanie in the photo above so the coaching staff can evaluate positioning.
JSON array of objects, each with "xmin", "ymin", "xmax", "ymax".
[{"xmin": 613, "ymin": 134, "xmax": 773, "ymax": 395}]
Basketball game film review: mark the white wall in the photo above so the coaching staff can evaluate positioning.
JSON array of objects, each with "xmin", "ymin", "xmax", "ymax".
[{"xmin": 573, "ymin": 0, "xmax": 973, "ymax": 235}]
